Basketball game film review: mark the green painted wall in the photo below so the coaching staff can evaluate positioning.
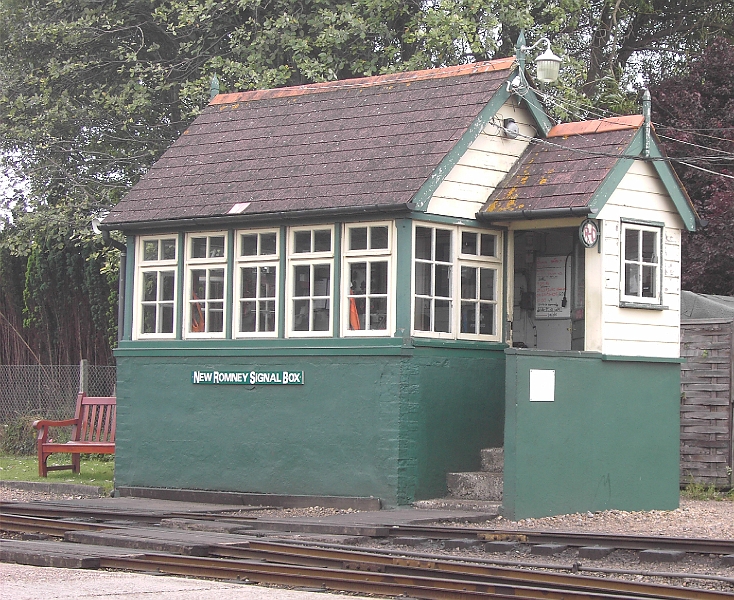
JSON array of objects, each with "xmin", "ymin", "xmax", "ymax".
[
  {"xmin": 502, "ymin": 349, "xmax": 681, "ymax": 520},
  {"xmin": 113, "ymin": 339, "xmax": 505, "ymax": 506}
]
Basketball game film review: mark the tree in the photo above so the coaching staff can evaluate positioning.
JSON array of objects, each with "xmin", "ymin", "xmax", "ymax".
[
  {"xmin": 1, "ymin": 0, "xmax": 733, "ymax": 363},
  {"xmin": 651, "ymin": 37, "xmax": 734, "ymax": 296}
]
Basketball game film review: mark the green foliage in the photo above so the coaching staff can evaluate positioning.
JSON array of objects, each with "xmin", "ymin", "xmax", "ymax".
[
  {"xmin": 1, "ymin": 0, "xmax": 733, "ymax": 364},
  {"xmin": 682, "ymin": 480, "xmax": 733, "ymax": 501},
  {"xmin": 651, "ymin": 37, "xmax": 734, "ymax": 296},
  {"xmin": 0, "ymin": 453, "xmax": 114, "ymax": 493},
  {"xmin": 0, "ymin": 415, "xmax": 38, "ymax": 455}
]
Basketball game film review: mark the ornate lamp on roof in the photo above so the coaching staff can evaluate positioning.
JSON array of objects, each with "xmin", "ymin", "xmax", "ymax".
[{"xmin": 515, "ymin": 30, "xmax": 562, "ymax": 85}]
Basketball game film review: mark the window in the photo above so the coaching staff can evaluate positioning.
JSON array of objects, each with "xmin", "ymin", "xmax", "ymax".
[
  {"xmin": 185, "ymin": 233, "xmax": 227, "ymax": 336},
  {"xmin": 235, "ymin": 229, "xmax": 279, "ymax": 336},
  {"xmin": 343, "ymin": 223, "xmax": 393, "ymax": 335},
  {"xmin": 621, "ymin": 222, "xmax": 662, "ymax": 305},
  {"xmin": 288, "ymin": 226, "xmax": 334, "ymax": 336},
  {"xmin": 136, "ymin": 236, "xmax": 178, "ymax": 338},
  {"xmin": 458, "ymin": 231, "xmax": 499, "ymax": 337},
  {"xmin": 413, "ymin": 225, "xmax": 501, "ymax": 340},
  {"xmin": 414, "ymin": 226, "xmax": 453, "ymax": 334}
]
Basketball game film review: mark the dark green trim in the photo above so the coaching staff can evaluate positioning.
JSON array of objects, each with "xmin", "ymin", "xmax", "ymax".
[
  {"xmin": 587, "ymin": 131, "xmax": 698, "ymax": 232},
  {"xmin": 176, "ymin": 232, "xmax": 185, "ymax": 340},
  {"xmin": 278, "ymin": 226, "xmax": 287, "ymax": 338},
  {"xmin": 109, "ymin": 203, "xmax": 413, "ymax": 235},
  {"xmin": 502, "ymin": 231, "xmax": 509, "ymax": 342},
  {"xmin": 647, "ymin": 139, "xmax": 698, "ymax": 232},
  {"xmin": 123, "ymin": 236, "xmax": 135, "ymax": 341},
  {"xmin": 517, "ymin": 86, "xmax": 553, "ymax": 136},
  {"xmin": 505, "ymin": 348, "xmax": 603, "ymax": 359},
  {"xmin": 333, "ymin": 222, "xmax": 342, "ymax": 335},
  {"xmin": 225, "ymin": 229, "xmax": 234, "ymax": 339},
  {"xmin": 587, "ymin": 130, "xmax": 642, "ymax": 215},
  {"xmin": 115, "ymin": 337, "xmax": 410, "ymax": 358},
  {"xmin": 504, "ymin": 347, "xmax": 683, "ymax": 364},
  {"xmin": 601, "ymin": 353, "xmax": 684, "ymax": 363},
  {"xmin": 410, "ymin": 213, "xmax": 486, "ymax": 227},
  {"xmin": 395, "ymin": 219, "xmax": 413, "ymax": 337},
  {"xmin": 412, "ymin": 337, "xmax": 507, "ymax": 352},
  {"xmin": 411, "ymin": 84, "xmax": 513, "ymax": 212},
  {"xmin": 115, "ymin": 335, "xmax": 506, "ymax": 358}
]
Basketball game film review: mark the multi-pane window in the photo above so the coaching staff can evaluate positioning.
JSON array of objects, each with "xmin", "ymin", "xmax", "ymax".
[
  {"xmin": 137, "ymin": 236, "xmax": 177, "ymax": 337},
  {"xmin": 621, "ymin": 222, "xmax": 662, "ymax": 304},
  {"xmin": 413, "ymin": 225, "xmax": 501, "ymax": 340},
  {"xmin": 344, "ymin": 223, "xmax": 392, "ymax": 335},
  {"xmin": 288, "ymin": 226, "xmax": 333, "ymax": 335},
  {"xmin": 458, "ymin": 231, "xmax": 499, "ymax": 337},
  {"xmin": 186, "ymin": 233, "xmax": 227, "ymax": 336},
  {"xmin": 414, "ymin": 226, "xmax": 453, "ymax": 334},
  {"xmin": 236, "ymin": 230, "xmax": 279, "ymax": 336}
]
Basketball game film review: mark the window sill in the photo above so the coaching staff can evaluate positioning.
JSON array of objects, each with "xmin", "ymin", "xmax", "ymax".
[{"xmin": 619, "ymin": 300, "xmax": 667, "ymax": 310}]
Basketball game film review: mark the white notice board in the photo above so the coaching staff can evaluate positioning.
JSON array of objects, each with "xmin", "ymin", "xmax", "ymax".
[{"xmin": 535, "ymin": 255, "xmax": 571, "ymax": 319}]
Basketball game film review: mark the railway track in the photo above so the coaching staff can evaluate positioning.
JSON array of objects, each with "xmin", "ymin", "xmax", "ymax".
[{"xmin": 2, "ymin": 503, "xmax": 734, "ymax": 600}]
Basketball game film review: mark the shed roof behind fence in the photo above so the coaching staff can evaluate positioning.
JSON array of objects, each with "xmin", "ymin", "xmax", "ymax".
[{"xmin": 682, "ymin": 291, "xmax": 734, "ymax": 320}]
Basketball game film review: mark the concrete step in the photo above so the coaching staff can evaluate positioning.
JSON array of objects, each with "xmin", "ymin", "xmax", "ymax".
[
  {"xmin": 412, "ymin": 498, "xmax": 501, "ymax": 514},
  {"xmin": 480, "ymin": 448, "xmax": 504, "ymax": 473},
  {"xmin": 446, "ymin": 471, "xmax": 502, "ymax": 501}
]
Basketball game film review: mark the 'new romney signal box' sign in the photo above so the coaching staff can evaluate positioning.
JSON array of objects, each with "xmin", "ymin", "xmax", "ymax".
[{"xmin": 192, "ymin": 370, "xmax": 304, "ymax": 385}]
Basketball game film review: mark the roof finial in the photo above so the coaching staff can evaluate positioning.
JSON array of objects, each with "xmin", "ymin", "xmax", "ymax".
[
  {"xmin": 210, "ymin": 74, "xmax": 220, "ymax": 101},
  {"xmin": 642, "ymin": 89, "xmax": 651, "ymax": 158}
]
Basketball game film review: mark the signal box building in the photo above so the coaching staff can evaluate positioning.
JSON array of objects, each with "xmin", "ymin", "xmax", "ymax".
[{"xmin": 102, "ymin": 58, "xmax": 698, "ymax": 518}]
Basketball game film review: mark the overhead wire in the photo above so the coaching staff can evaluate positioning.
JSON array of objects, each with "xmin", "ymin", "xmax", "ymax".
[{"xmin": 528, "ymin": 85, "xmax": 734, "ymax": 178}]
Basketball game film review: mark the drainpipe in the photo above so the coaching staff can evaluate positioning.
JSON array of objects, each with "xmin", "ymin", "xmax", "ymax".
[
  {"xmin": 642, "ymin": 89, "xmax": 651, "ymax": 159},
  {"xmin": 92, "ymin": 219, "xmax": 127, "ymax": 342}
]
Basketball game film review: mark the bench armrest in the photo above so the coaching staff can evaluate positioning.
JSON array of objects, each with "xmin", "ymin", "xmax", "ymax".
[{"xmin": 32, "ymin": 418, "xmax": 78, "ymax": 442}]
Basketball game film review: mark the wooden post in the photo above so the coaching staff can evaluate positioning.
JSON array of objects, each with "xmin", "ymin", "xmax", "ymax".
[{"xmin": 79, "ymin": 359, "xmax": 89, "ymax": 395}]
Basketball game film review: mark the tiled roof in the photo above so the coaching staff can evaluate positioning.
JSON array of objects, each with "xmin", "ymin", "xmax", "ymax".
[
  {"xmin": 480, "ymin": 116, "xmax": 644, "ymax": 218},
  {"xmin": 103, "ymin": 59, "xmax": 515, "ymax": 228}
]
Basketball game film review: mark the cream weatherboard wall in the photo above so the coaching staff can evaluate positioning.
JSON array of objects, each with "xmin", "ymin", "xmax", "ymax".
[
  {"xmin": 426, "ymin": 102, "xmax": 534, "ymax": 219},
  {"xmin": 587, "ymin": 160, "xmax": 685, "ymax": 358}
]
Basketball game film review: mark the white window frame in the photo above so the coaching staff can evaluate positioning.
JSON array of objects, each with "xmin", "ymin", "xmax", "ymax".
[
  {"xmin": 184, "ymin": 231, "xmax": 228, "ymax": 338},
  {"xmin": 134, "ymin": 234, "xmax": 178, "ymax": 339},
  {"xmin": 411, "ymin": 224, "xmax": 502, "ymax": 342},
  {"xmin": 234, "ymin": 229, "xmax": 280, "ymax": 338},
  {"xmin": 341, "ymin": 222, "xmax": 395, "ymax": 337},
  {"xmin": 286, "ymin": 225, "xmax": 334, "ymax": 337},
  {"xmin": 457, "ymin": 229, "xmax": 502, "ymax": 340},
  {"xmin": 620, "ymin": 221, "xmax": 663, "ymax": 306}
]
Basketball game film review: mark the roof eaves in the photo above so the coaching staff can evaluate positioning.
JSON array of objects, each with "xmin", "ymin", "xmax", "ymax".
[
  {"xmin": 646, "ymin": 134, "xmax": 700, "ymax": 232},
  {"xmin": 101, "ymin": 201, "xmax": 416, "ymax": 233}
]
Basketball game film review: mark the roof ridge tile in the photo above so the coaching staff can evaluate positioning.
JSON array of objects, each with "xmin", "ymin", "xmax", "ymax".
[
  {"xmin": 210, "ymin": 58, "xmax": 516, "ymax": 105},
  {"xmin": 547, "ymin": 114, "xmax": 644, "ymax": 137}
]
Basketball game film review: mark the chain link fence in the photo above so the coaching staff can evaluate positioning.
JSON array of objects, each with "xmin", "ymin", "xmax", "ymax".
[{"xmin": 0, "ymin": 362, "xmax": 116, "ymax": 423}]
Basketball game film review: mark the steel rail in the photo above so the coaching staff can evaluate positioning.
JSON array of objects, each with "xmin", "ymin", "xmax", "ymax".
[
  {"xmin": 391, "ymin": 526, "xmax": 734, "ymax": 555},
  {"xmin": 210, "ymin": 539, "xmax": 734, "ymax": 600},
  {"xmin": 98, "ymin": 552, "xmax": 694, "ymax": 600},
  {"xmin": 3, "ymin": 502, "xmax": 732, "ymax": 555},
  {"xmin": 0, "ymin": 513, "xmax": 120, "ymax": 535}
]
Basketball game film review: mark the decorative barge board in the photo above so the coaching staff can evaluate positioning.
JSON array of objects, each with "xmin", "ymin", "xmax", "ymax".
[
  {"xmin": 479, "ymin": 113, "xmax": 699, "ymax": 519},
  {"xmin": 101, "ymin": 57, "xmax": 698, "ymax": 514}
]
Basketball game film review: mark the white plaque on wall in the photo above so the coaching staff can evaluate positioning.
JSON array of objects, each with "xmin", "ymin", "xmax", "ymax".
[{"xmin": 529, "ymin": 369, "xmax": 555, "ymax": 402}]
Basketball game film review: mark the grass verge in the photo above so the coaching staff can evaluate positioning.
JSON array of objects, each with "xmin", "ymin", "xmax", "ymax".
[{"xmin": 0, "ymin": 454, "xmax": 114, "ymax": 494}]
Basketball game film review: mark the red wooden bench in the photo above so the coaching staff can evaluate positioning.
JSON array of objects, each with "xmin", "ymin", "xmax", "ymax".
[{"xmin": 32, "ymin": 393, "xmax": 116, "ymax": 477}]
